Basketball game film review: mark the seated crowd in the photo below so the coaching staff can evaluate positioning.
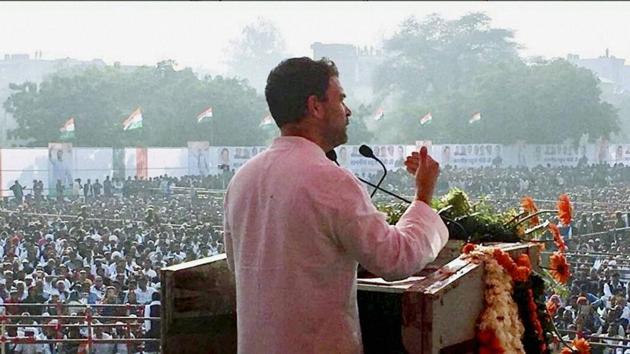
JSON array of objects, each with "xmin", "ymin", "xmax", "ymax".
[
  {"xmin": 2, "ymin": 175, "xmax": 225, "ymax": 353},
  {"xmin": 6, "ymin": 162, "xmax": 630, "ymax": 353}
]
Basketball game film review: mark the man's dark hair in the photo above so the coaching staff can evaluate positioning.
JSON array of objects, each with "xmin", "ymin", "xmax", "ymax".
[{"xmin": 265, "ymin": 57, "xmax": 339, "ymax": 127}]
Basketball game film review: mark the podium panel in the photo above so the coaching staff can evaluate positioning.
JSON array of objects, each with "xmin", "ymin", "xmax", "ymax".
[{"xmin": 161, "ymin": 255, "xmax": 237, "ymax": 354}]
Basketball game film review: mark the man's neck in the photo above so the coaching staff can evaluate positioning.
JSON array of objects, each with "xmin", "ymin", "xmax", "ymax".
[{"xmin": 280, "ymin": 125, "xmax": 330, "ymax": 152}]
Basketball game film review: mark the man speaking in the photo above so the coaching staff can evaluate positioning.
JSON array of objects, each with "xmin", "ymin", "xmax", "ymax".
[{"xmin": 223, "ymin": 57, "xmax": 448, "ymax": 353}]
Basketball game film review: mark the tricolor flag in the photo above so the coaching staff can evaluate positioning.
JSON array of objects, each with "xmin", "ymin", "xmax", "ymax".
[
  {"xmin": 419, "ymin": 112, "xmax": 432, "ymax": 125},
  {"xmin": 60, "ymin": 117, "xmax": 75, "ymax": 139},
  {"xmin": 196, "ymin": 106, "xmax": 213, "ymax": 123},
  {"xmin": 259, "ymin": 114, "xmax": 274, "ymax": 127},
  {"xmin": 373, "ymin": 107, "xmax": 384, "ymax": 121},
  {"xmin": 469, "ymin": 112, "xmax": 481, "ymax": 124},
  {"xmin": 123, "ymin": 107, "xmax": 143, "ymax": 131}
]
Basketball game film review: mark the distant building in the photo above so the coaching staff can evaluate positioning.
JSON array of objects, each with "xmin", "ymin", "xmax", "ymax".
[
  {"xmin": 311, "ymin": 42, "xmax": 385, "ymax": 102},
  {"xmin": 567, "ymin": 49, "xmax": 630, "ymax": 94},
  {"xmin": 0, "ymin": 53, "xmax": 107, "ymax": 146}
]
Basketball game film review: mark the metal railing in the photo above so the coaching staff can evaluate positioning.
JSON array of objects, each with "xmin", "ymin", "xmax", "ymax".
[{"xmin": 0, "ymin": 303, "xmax": 159, "ymax": 354}]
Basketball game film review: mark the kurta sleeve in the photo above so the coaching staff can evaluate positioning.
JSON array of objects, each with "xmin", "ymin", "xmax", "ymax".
[{"xmin": 317, "ymin": 170, "xmax": 449, "ymax": 281}]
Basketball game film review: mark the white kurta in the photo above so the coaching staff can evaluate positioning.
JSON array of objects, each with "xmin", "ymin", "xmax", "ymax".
[{"xmin": 223, "ymin": 136, "xmax": 448, "ymax": 354}]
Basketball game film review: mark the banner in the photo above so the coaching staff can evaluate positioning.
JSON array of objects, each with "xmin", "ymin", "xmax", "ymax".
[
  {"xmin": 48, "ymin": 143, "xmax": 73, "ymax": 196},
  {"xmin": 335, "ymin": 144, "xmax": 409, "ymax": 178},
  {"xmin": 188, "ymin": 141, "xmax": 210, "ymax": 176},
  {"xmin": 434, "ymin": 144, "xmax": 500, "ymax": 168},
  {"xmin": 216, "ymin": 146, "xmax": 266, "ymax": 173},
  {"xmin": 136, "ymin": 147, "xmax": 148, "ymax": 179},
  {"xmin": 112, "ymin": 148, "xmax": 125, "ymax": 180},
  {"xmin": 542, "ymin": 144, "xmax": 580, "ymax": 166},
  {"xmin": 596, "ymin": 137, "xmax": 609, "ymax": 164}
]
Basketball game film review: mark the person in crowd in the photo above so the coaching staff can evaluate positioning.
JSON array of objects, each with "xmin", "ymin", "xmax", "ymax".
[
  {"xmin": 92, "ymin": 178, "xmax": 102, "ymax": 199},
  {"xmin": 10, "ymin": 180, "xmax": 25, "ymax": 205}
]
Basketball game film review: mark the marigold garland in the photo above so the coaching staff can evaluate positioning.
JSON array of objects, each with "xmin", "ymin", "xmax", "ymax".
[
  {"xmin": 454, "ymin": 192, "xmax": 578, "ymax": 354},
  {"xmin": 462, "ymin": 243, "xmax": 476, "ymax": 254},
  {"xmin": 465, "ymin": 246, "xmax": 526, "ymax": 353},
  {"xmin": 493, "ymin": 248, "xmax": 531, "ymax": 282},
  {"xmin": 478, "ymin": 328, "xmax": 505, "ymax": 354},
  {"xmin": 527, "ymin": 289, "xmax": 545, "ymax": 347},
  {"xmin": 516, "ymin": 253, "xmax": 532, "ymax": 269},
  {"xmin": 479, "ymin": 256, "xmax": 526, "ymax": 353}
]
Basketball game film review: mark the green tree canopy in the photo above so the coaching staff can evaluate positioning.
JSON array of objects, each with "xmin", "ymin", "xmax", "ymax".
[
  {"xmin": 374, "ymin": 13, "xmax": 520, "ymax": 103},
  {"xmin": 4, "ymin": 60, "xmax": 272, "ymax": 147},
  {"xmin": 371, "ymin": 13, "xmax": 618, "ymax": 144}
]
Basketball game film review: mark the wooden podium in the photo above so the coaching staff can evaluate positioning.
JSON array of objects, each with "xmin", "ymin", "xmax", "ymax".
[{"xmin": 161, "ymin": 242, "xmax": 540, "ymax": 354}]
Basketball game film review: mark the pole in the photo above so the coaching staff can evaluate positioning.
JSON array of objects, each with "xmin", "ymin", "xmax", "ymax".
[{"xmin": 1, "ymin": 319, "xmax": 6, "ymax": 354}]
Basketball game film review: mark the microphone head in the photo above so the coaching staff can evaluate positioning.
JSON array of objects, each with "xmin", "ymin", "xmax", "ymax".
[
  {"xmin": 359, "ymin": 144, "xmax": 374, "ymax": 158},
  {"xmin": 325, "ymin": 149, "xmax": 338, "ymax": 162}
]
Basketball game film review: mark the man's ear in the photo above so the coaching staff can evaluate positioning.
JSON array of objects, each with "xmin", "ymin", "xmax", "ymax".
[{"xmin": 306, "ymin": 95, "xmax": 324, "ymax": 119}]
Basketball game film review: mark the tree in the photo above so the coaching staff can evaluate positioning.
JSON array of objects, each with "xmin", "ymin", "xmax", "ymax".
[
  {"xmin": 368, "ymin": 13, "xmax": 618, "ymax": 144},
  {"xmin": 4, "ymin": 61, "xmax": 272, "ymax": 147},
  {"xmin": 373, "ymin": 13, "xmax": 520, "ymax": 103},
  {"xmin": 225, "ymin": 18, "xmax": 289, "ymax": 93},
  {"xmin": 454, "ymin": 59, "xmax": 618, "ymax": 144},
  {"xmin": 346, "ymin": 104, "xmax": 375, "ymax": 145},
  {"xmin": 371, "ymin": 59, "xmax": 618, "ymax": 144}
]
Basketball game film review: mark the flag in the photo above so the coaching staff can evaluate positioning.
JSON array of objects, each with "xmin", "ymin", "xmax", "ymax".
[
  {"xmin": 196, "ymin": 106, "xmax": 213, "ymax": 123},
  {"xmin": 60, "ymin": 117, "xmax": 75, "ymax": 139},
  {"xmin": 373, "ymin": 107, "xmax": 384, "ymax": 121},
  {"xmin": 469, "ymin": 112, "xmax": 481, "ymax": 124},
  {"xmin": 123, "ymin": 107, "xmax": 143, "ymax": 131},
  {"xmin": 259, "ymin": 114, "xmax": 274, "ymax": 127},
  {"xmin": 419, "ymin": 112, "xmax": 432, "ymax": 125}
]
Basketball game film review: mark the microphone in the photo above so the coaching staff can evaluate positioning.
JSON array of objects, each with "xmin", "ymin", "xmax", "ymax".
[
  {"xmin": 326, "ymin": 148, "xmax": 466, "ymax": 238},
  {"xmin": 326, "ymin": 150, "xmax": 339, "ymax": 165},
  {"xmin": 359, "ymin": 145, "xmax": 387, "ymax": 198},
  {"xmin": 326, "ymin": 149, "xmax": 411, "ymax": 203}
]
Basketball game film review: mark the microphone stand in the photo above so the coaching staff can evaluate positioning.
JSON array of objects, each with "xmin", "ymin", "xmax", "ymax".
[
  {"xmin": 327, "ymin": 148, "xmax": 468, "ymax": 240},
  {"xmin": 359, "ymin": 147, "xmax": 387, "ymax": 198},
  {"xmin": 327, "ymin": 149, "xmax": 410, "ymax": 203},
  {"xmin": 357, "ymin": 176, "xmax": 411, "ymax": 203}
]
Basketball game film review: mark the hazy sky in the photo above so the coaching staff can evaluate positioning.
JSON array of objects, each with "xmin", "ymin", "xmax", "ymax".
[{"xmin": 1, "ymin": 1, "xmax": 629, "ymax": 74}]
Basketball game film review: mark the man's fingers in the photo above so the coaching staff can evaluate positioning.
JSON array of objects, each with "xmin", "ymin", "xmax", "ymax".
[{"xmin": 420, "ymin": 146, "xmax": 428, "ymax": 159}]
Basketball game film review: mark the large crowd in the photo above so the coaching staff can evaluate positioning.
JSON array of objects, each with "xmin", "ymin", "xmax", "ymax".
[
  {"xmin": 5, "ymin": 162, "xmax": 630, "ymax": 352},
  {"xmin": 2, "ymin": 175, "xmax": 227, "ymax": 353}
]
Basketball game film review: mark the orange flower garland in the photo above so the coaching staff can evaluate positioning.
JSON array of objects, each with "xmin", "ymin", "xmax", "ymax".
[
  {"xmin": 478, "ymin": 328, "xmax": 505, "ymax": 354},
  {"xmin": 521, "ymin": 196, "xmax": 540, "ymax": 226},
  {"xmin": 460, "ymin": 192, "xmax": 577, "ymax": 354},
  {"xmin": 462, "ymin": 243, "xmax": 476, "ymax": 254},
  {"xmin": 493, "ymin": 248, "xmax": 531, "ymax": 282},
  {"xmin": 557, "ymin": 194, "xmax": 573, "ymax": 225},
  {"xmin": 549, "ymin": 252, "xmax": 570, "ymax": 284},
  {"xmin": 527, "ymin": 289, "xmax": 546, "ymax": 349},
  {"xmin": 465, "ymin": 245, "xmax": 526, "ymax": 353}
]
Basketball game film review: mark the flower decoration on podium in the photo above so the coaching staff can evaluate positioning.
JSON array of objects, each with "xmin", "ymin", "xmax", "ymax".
[{"xmin": 378, "ymin": 189, "xmax": 585, "ymax": 354}]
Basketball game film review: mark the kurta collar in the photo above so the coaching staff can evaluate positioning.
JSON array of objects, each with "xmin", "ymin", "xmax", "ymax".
[{"xmin": 271, "ymin": 136, "xmax": 326, "ymax": 157}]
